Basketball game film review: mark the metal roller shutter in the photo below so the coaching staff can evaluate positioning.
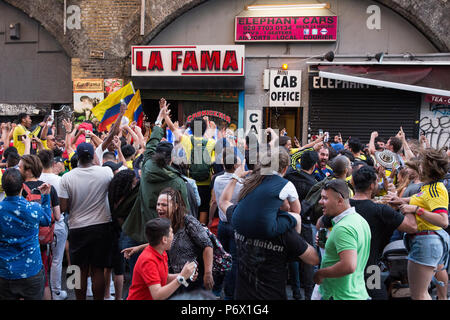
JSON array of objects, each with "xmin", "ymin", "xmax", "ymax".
[{"xmin": 309, "ymin": 89, "xmax": 421, "ymax": 143}]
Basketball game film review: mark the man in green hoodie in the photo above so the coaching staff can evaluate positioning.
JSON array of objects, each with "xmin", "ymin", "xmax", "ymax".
[{"xmin": 122, "ymin": 103, "xmax": 190, "ymax": 262}]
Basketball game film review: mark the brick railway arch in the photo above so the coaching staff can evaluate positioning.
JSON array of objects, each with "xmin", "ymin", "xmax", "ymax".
[{"xmin": 3, "ymin": 0, "xmax": 449, "ymax": 63}]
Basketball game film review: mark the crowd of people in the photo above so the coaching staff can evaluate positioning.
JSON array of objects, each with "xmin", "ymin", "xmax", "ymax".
[{"xmin": 0, "ymin": 99, "xmax": 449, "ymax": 301}]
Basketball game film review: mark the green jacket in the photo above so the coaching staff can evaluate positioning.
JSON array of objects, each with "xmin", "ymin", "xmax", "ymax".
[{"xmin": 122, "ymin": 126, "xmax": 190, "ymax": 243}]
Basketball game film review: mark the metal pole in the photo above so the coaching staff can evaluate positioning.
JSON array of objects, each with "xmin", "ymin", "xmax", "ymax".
[
  {"xmin": 64, "ymin": 0, "xmax": 67, "ymax": 35},
  {"xmin": 140, "ymin": 0, "xmax": 145, "ymax": 36}
]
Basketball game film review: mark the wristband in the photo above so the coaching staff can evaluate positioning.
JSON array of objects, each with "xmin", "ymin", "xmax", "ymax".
[
  {"xmin": 231, "ymin": 173, "xmax": 243, "ymax": 184},
  {"xmin": 416, "ymin": 207, "xmax": 425, "ymax": 217}
]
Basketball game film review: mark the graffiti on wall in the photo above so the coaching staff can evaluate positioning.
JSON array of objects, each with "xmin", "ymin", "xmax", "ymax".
[{"xmin": 419, "ymin": 103, "xmax": 450, "ymax": 149}]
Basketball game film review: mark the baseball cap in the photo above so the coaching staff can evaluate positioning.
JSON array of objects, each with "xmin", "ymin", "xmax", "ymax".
[
  {"xmin": 323, "ymin": 179, "xmax": 350, "ymax": 199},
  {"xmin": 103, "ymin": 161, "xmax": 123, "ymax": 172},
  {"xmin": 76, "ymin": 142, "xmax": 94, "ymax": 159}
]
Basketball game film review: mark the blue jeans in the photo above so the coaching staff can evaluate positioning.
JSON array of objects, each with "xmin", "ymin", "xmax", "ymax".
[
  {"xmin": 404, "ymin": 230, "xmax": 450, "ymax": 268},
  {"xmin": 289, "ymin": 262, "xmax": 301, "ymax": 293},
  {"xmin": 216, "ymin": 220, "xmax": 237, "ymax": 300}
]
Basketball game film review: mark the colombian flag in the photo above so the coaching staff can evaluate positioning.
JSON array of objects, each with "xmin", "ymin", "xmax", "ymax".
[
  {"xmin": 91, "ymin": 82, "xmax": 135, "ymax": 132},
  {"xmin": 124, "ymin": 90, "xmax": 144, "ymax": 129}
]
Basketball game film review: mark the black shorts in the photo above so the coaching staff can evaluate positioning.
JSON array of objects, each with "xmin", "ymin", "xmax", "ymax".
[
  {"xmin": 110, "ymin": 225, "xmax": 124, "ymax": 275},
  {"xmin": 68, "ymin": 223, "xmax": 113, "ymax": 268},
  {"xmin": 197, "ymin": 185, "xmax": 212, "ymax": 213}
]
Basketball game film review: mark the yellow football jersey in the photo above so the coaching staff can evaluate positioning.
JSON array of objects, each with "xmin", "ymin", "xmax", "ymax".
[{"xmin": 410, "ymin": 182, "xmax": 449, "ymax": 231}]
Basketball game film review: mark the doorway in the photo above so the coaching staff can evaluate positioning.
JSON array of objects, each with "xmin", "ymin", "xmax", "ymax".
[{"xmin": 264, "ymin": 107, "xmax": 302, "ymax": 141}]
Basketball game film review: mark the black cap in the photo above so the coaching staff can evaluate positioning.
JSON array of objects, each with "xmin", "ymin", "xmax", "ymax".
[
  {"xmin": 155, "ymin": 141, "xmax": 173, "ymax": 157},
  {"xmin": 103, "ymin": 161, "xmax": 123, "ymax": 172},
  {"xmin": 323, "ymin": 179, "xmax": 350, "ymax": 199}
]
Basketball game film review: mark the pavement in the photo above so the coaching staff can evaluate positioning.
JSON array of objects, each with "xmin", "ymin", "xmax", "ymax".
[{"xmin": 58, "ymin": 263, "xmax": 448, "ymax": 301}]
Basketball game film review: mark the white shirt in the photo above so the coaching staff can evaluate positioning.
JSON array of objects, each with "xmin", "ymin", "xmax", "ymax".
[
  {"xmin": 279, "ymin": 181, "xmax": 299, "ymax": 202},
  {"xmin": 332, "ymin": 206, "xmax": 356, "ymax": 225},
  {"xmin": 214, "ymin": 172, "xmax": 243, "ymax": 222},
  {"xmin": 59, "ymin": 165, "xmax": 113, "ymax": 229},
  {"xmin": 95, "ymin": 144, "xmax": 108, "ymax": 164}
]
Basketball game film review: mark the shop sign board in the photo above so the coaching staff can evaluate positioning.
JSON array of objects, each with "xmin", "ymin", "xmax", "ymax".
[
  {"xmin": 186, "ymin": 110, "xmax": 231, "ymax": 123},
  {"xmin": 235, "ymin": 16, "xmax": 337, "ymax": 42},
  {"xmin": 72, "ymin": 79, "xmax": 104, "ymax": 113},
  {"xmin": 73, "ymin": 79, "xmax": 104, "ymax": 92},
  {"xmin": 245, "ymin": 109, "xmax": 262, "ymax": 141},
  {"xmin": 131, "ymin": 45, "xmax": 245, "ymax": 76},
  {"xmin": 310, "ymin": 75, "xmax": 378, "ymax": 89},
  {"xmin": 269, "ymin": 70, "xmax": 301, "ymax": 107},
  {"xmin": 425, "ymin": 94, "xmax": 450, "ymax": 105}
]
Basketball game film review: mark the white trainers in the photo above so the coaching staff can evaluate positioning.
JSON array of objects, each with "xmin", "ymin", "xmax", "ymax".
[
  {"xmin": 109, "ymin": 280, "xmax": 115, "ymax": 296},
  {"xmin": 104, "ymin": 295, "xmax": 115, "ymax": 300},
  {"xmin": 52, "ymin": 290, "xmax": 68, "ymax": 300},
  {"xmin": 86, "ymin": 277, "xmax": 93, "ymax": 297}
]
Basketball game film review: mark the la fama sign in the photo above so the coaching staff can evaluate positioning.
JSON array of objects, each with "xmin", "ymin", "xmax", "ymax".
[{"xmin": 131, "ymin": 45, "xmax": 245, "ymax": 77}]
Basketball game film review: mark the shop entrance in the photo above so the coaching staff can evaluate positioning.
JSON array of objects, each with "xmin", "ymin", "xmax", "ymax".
[
  {"xmin": 141, "ymin": 90, "xmax": 240, "ymax": 130},
  {"xmin": 264, "ymin": 107, "xmax": 302, "ymax": 141}
]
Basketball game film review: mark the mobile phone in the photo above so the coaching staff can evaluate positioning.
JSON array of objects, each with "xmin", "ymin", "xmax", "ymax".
[
  {"xmin": 324, "ymin": 132, "xmax": 329, "ymax": 142},
  {"xmin": 318, "ymin": 129, "xmax": 323, "ymax": 136},
  {"xmin": 85, "ymin": 135, "xmax": 91, "ymax": 143},
  {"xmin": 318, "ymin": 228, "xmax": 328, "ymax": 247},
  {"xmin": 189, "ymin": 261, "xmax": 198, "ymax": 281}
]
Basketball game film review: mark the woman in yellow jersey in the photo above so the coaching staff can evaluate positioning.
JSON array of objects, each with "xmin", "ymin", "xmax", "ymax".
[{"xmin": 390, "ymin": 148, "xmax": 449, "ymax": 300}]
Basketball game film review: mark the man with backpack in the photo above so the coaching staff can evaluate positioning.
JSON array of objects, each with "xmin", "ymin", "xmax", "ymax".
[
  {"xmin": 0, "ymin": 168, "xmax": 52, "ymax": 300},
  {"xmin": 162, "ymin": 100, "xmax": 216, "ymax": 224},
  {"xmin": 19, "ymin": 154, "xmax": 61, "ymax": 300}
]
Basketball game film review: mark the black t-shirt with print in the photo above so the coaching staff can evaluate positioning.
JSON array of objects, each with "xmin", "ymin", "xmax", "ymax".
[
  {"xmin": 322, "ymin": 199, "xmax": 404, "ymax": 268},
  {"xmin": 226, "ymin": 205, "xmax": 309, "ymax": 300}
]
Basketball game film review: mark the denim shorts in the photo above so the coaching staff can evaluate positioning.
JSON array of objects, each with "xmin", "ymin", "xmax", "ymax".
[{"xmin": 405, "ymin": 230, "xmax": 450, "ymax": 268}]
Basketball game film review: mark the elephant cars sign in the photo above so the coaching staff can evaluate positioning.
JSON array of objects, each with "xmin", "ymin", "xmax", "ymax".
[{"xmin": 235, "ymin": 16, "xmax": 337, "ymax": 42}]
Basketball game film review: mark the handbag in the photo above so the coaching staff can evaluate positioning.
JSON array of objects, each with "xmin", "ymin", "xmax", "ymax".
[{"xmin": 202, "ymin": 225, "xmax": 233, "ymax": 274}]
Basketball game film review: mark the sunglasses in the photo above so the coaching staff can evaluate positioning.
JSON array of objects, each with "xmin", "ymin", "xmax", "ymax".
[{"xmin": 324, "ymin": 182, "xmax": 346, "ymax": 199}]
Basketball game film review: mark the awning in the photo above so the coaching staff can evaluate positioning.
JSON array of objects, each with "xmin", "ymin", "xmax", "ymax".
[{"xmin": 317, "ymin": 65, "xmax": 450, "ymax": 97}]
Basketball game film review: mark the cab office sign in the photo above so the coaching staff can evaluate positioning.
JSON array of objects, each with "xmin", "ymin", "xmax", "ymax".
[
  {"xmin": 235, "ymin": 16, "xmax": 337, "ymax": 42},
  {"xmin": 270, "ymin": 70, "xmax": 301, "ymax": 107},
  {"xmin": 131, "ymin": 45, "xmax": 245, "ymax": 76}
]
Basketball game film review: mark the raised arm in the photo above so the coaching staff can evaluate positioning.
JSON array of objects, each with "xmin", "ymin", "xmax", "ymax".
[
  {"xmin": 397, "ymin": 127, "xmax": 414, "ymax": 160},
  {"xmin": 62, "ymin": 119, "xmax": 75, "ymax": 155},
  {"xmin": 143, "ymin": 105, "xmax": 166, "ymax": 161},
  {"xmin": 369, "ymin": 131, "xmax": 378, "ymax": 155},
  {"xmin": 112, "ymin": 135, "xmax": 127, "ymax": 165},
  {"xmin": 101, "ymin": 100, "xmax": 127, "ymax": 152},
  {"xmin": 161, "ymin": 99, "xmax": 183, "ymax": 143}
]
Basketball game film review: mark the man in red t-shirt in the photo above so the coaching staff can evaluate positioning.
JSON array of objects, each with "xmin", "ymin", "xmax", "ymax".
[{"xmin": 127, "ymin": 218, "xmax": 197, "ymax": 300}]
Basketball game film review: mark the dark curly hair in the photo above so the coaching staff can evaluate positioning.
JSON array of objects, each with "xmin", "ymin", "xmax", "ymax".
[
  {"xmin": 108, "ymin": 169, "xmax": 136, "ymax": 210},
  {"xmin": 159, "ymin": 187, "xmax": 187, "ymax": 234}
]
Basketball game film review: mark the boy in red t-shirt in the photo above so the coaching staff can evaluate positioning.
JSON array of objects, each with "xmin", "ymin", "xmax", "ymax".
[{"xmin": 127, "ymin": 218, "xmax": 197, "ymax": 300}]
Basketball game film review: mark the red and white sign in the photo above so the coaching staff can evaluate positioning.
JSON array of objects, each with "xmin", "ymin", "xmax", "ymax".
[
  {"xmin": 235, "ymin": 16, "xmax": 338, "ymax": 42},
  {"xmin": 131, "ymin": 45, "xmax": 245, "ymax": 76},
  {"xmin": 425, "ymin": 94, "xmax": 450, "ymax": 105},
  {"xmin": 187, "ymin": 110, "xmax": 231, "ymax": 123}
]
